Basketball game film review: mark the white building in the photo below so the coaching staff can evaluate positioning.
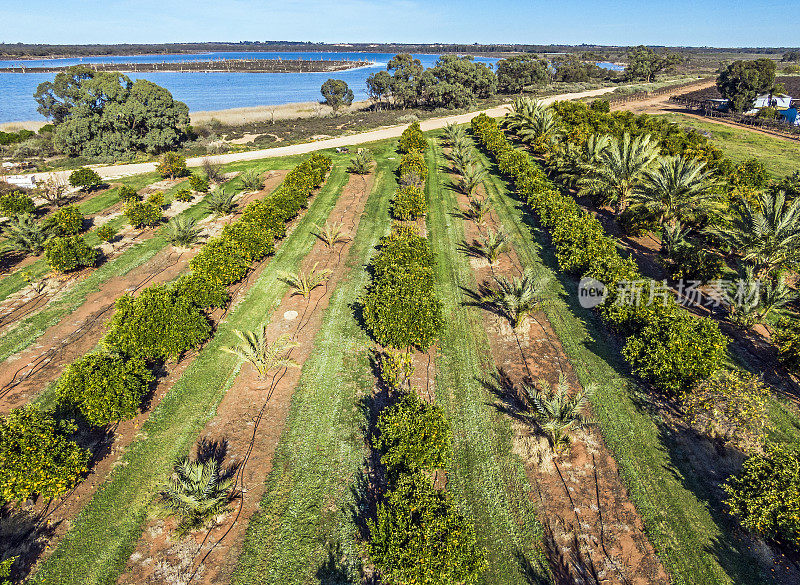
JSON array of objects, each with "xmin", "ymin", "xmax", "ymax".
[{"xmin": 748, "ymin": 93, "xmax": 793, "ymax": 113}]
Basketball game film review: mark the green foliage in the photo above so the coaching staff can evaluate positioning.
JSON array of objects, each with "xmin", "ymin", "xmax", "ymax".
[
  {"xmin": 124, "ymin": 200, "xmax": 162, "ymax": 228},
  {"xmin": 724, "ymin": 443, "xmax": 800, "ymax": 550},
  {"xmin": 189, "ymin": 237, "xmax": 250, "ymax": 286},
  {"xmin": 681, "ymin": 370, "xmax": 770, "ymax": 452},
  {"xmin": 773, "ymin": 315, "xmax": 800, "ymax": 374},
  {"xmin": 625, "ymin": 45, "xmax": 681, "ymax": 82},
  {"xmin": 0, "ymin": 190, "xmax": 35, "ymax": 216},
  {"xmin": 68, "ymin": 167, "xmax": 102, "ymax": 190},
  {"xmin": 222, "ymin": 328, "xmax": 298, "ymax": 379},
  {"xmin": 188, "ymin": 173, "xmax": 209, "ymax": 192},
  {"xmin": 399, "ymin": 150, "xmax": 428, "ymax": 180},
  {"xmin": 320, "ymin": 78, "xmax": 354, "ymax": 113},
  {"xmin": 57, "ymin": 352, "xmax": 154, "ymax": 427},
  {"xmin": 729, "ymin": 158, "xmax": 770, "ymax": 189},
  {"xmin": 368, "ymin": 472, "xmax": 485, "ymax": 585},
  {"xmin": 347, "ymin": 149, "xmax": 374, "ymax": 174},
  {"xmin": 664, "ymin": 242, "xmax": 724, "ymax": 284},
  {"xmin": 279, "ymin": 262, "xmax": 331, "ymax": 299},
  {"xmin": 377, "ymin": 349, "xmax": 414, "ymax": 392},
  {"xmin": 220, "ymin": 220, "xmax": 275, "ymax": 262},
  {"xmin": 156, "ymin": 152, "xmax": 187, "ymax": 179},
  {"xmin": 392, "ymin": 185, "xmax": 426, "ymax": 220},
  {"xmin": 238, "ymin": 170, "xmax": 263, "ymax": 192},
  {"xmin": 171, "ymin": 273, "xmax": 229, "ymax": 310},
  {"xmin": 717, "ymin": 59, "xmax": 778, "ymax": 113},
  {"xmin": 0, "ymin": 128, "xmax": 35, "ymax": 145},
  {"xmin": 95, "ymin": 223, "xmax": 117, "ymax": 243},
  {"xmin": 44, "ymin": 204, "xmax": 83, "ymax": 235},
  {"xmin": 1, "ymin": 214, "xmax": 49, "ymax": 254},
  {"xmin": 622, "ymin": 312, "xmax": 727, "ymax": 394},
  {"xmin": 496, "ymin": 54, "xmax": 548, "ymax": 93},
  {"xmin": 166, "ymin": 215, "xmax": 201, "ymax": 247},
  {"xmin": 146, "ymin": 191, "xmax": 164, "ymax": 207},
  {"xmin": 522, "ymin": 374, "xmax": 592, "ymax": 452},
  {"xmin": 0, "ymin": 406, "xmax": 90, "ymax": 503},
  {"xmin": 44, "ymin": 235, "xmax": 98, "ymax": 273},
  {"xmin": 397, "ymin": 122, "xmax": 427, "ymax": 154},
  {"xmin": 174, "ymin": 187, "xmax": 193, "ymax": 202},
  {"xmin": 105, "ymin": 285, "xmax": 211, "ymax": 361},
  {"xmin": 118, "ymin": 184, "xmax": 139, "ymax": 203},
  {"xmin": 374, "ymin": 392, "xmax": 451, "ymax": 475},
  {"xmin": 36, "ymin": 67, "xmax": 189, "ymax": 157},
  {"xmin": 205, "ymin": 189, "xmax": 237, "ymax": 216}
]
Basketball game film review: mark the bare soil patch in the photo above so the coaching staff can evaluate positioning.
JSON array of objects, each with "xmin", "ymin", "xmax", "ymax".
[{"xmin": 118, "ymin": 171, "xmax": 376, "ymax": 585}]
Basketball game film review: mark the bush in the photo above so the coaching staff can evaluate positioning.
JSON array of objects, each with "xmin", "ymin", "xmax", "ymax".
[
  {"xmin": 105, "ymin": 286, "xmax": 212, "ymax": 361},
  {"xmin": 397, "ymin": 122, "xmax": 427, "ymax": 154},
  {"xmin": 118, "ymin": 184, "xmax": 140, "ymax": 203},
  {"xmin": 57, "ymin": 352, "xmax": 154, "ymax": 427},
  {"xmin": 189, "ymin": 237, "xmax": 250, "ymax": 286},
  {"xmin": 368, "ymin": 472, "xmax": 484, "ymax": 585},
  {"xmin": 95, "ymin": 224, "xmax": 117, "ymax": 243},
  {"xmin": 220, "ymin": 220, "xmax": 275, "ymax": 262},
  {"xmin": 399, "ymin": 150, "xmax": 428, "ymax": 179},
  {"xmin": 146, "ymin": 191, "xmax": 164, "ymax": 207},
  {"xmin": 622, "ymin": 311, "xmax": 728, "ymax": 394},
  {"xmin": 124, "ymin": 200, "xmax": 162, "ymax": 228},
  {"xmin": 0, "ymin": 191, "xmax": 35, "ymax": 217},
  {"xmin": 773, "ymin": 316, "xmax": 800, "ymax": 374},
  {"xmin": 44, "ymin": 205, "xmax": 83, "ymax": 235},
  {"xmin": 374, "ymin": 392, "xmax": 451, "ymax": 475},
  {"xmin": 44, "ymin": 235, "xmax": 98, "ymax": 272},
  {"xmin": 0, "ymin": 406, "xmax": 90, "ymax": 503},
  {"xmin": 171, "ymin": 273, "xmax": 230, "ymax": 309},
  {"xmin": 724, "ymin": 443, "xmax": 800, "ymax": 550},
  {"xmin": 681, "ymin": 370, "xmax": 770, "ymax": 452},
  {"xmin": 392, "ymin": 185, "xmax": 426, "ymax": 220},
  {"xmin": 68, "ymin": 167, "xmax": 102, "ymax": 191},
  {"xmin": 665, "ymin": 243, "xmax": 724, "ymax": 284},
  {"xmin": 188, "ymin": 174, "xmax": 210, "ymax": 193},
  {"xmin": 157, "ymin": 152, "xmax": 187, "ymax": 179},
  {"xmin": 174, "ymin": 188, "xmax": 193, "ymax": 202}
]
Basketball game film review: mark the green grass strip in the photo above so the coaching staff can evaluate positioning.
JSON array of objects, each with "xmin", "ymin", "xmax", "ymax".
[
  {"xmin": 31, "ymin": 159, "xmax": 350, "ymax": 585},
  {"xmin": 475, "ymin": 145, "xmax": 772, "ymax": 585},
  {"xmin": 232, "ymin": 141, "xmax": 396, "ymax": 584},
  {"xmin": 425, "ymin": 138, "xmax": 550, "ymax": 584}
]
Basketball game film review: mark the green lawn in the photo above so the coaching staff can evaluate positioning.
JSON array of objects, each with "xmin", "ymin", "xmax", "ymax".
[
  {"xmin": 473, "ymin": 142, "xmax": 774, "ymax": 585},
  {"xmin": 659, "ymin": 113, "xmax": 800, "ymax": 177},
  {"xmin": 31, "ymin": 155, "xmax": 351, "ymax": 585}
]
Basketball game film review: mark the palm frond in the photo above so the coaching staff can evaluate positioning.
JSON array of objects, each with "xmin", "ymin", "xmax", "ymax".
[
  {"xmin": 222, "ymin": 327, "xmax": 299, "ymax": 378},
  {"xmin": 313, "ymin": 221, "xmax": 351, "ymax": 248},
  {"xmin": 279, "ymin": 262, "xmax": 331, "ymax": 298}
]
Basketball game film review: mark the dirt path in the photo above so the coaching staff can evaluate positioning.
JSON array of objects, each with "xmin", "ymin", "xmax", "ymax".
[
  {"xmin": 0, "ymin": 172, "xmax": 288, "ymax": 415},
  {"xmin": 118, "ymin": 170, "xmax": 376, "ymax": 585},
  {"xmin": 446, "ymin": 149, "xmax": 668, "ymax": 584}
]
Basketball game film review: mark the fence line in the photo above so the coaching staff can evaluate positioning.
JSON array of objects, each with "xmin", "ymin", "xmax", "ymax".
[
  {"xmin": 604, "ymin": 77, "xmax": 716, "ymax": 106},
  {"xmin": 668, "ymin": 96, "xmax": 800, "ymax": 140}
]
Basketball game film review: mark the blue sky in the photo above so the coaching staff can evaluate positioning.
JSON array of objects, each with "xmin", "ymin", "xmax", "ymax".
[{"xmin": 0, "ymin": 0, "xmax": 796, "ymax": 47}]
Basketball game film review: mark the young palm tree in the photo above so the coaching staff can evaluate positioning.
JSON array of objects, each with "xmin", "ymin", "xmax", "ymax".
[
  {"xmin": 279, "ymin": 262, "xmax": 331, "ymax": 298},
  {"xmin": 522, "ymin": 375, "xmax": 593, "ymax": 453},
  {"xmin": 463, "ymin": 196, "xmax": 491, "ymax": 224},
  {"xmin": 709, "ymin": 190, "xmax": 800, "ymax": 278},
  {"xmin": 451, "ymin": 148, "xmax": 477, "ymax": 176},
  {"xmin": 2, "ymin": 214, "xmax": 49, "ymax": 254},
  {"xmin": 443, "ymin": 122, "xmax": 467, "ymax": 146},
  {"xmin": 160, "ymin": 456, "xmax": 234, "ymax": 535},
  {"xmin": 504, "ymin": 97, "xmax": 546, "ymax": 135},
  {"xmin": 166, "ymin": 216, "xmax": 202, "ymax": 247},
  {"xmin": 313, "ymin": 221, "xmax": 351, "ymax": 248},
  {"xmin": 578, "ymin": 133, "xmax": 659, "ymax": 215},
  {"xmin": 518, "ymin": 107, "xmax": 562, "ymax": 156},
  {"xmin": 630, "ymin": 155, "xmax": 721, "ymax": 227},
  {"xmin": 205, "ymin": 189, "xmax": 237, "ymax": 216},
  {"xmin": 457, "ymin": 163, "xmax": 488, "ymax": 197},
  {"xmin": 474, "ymin": 269, "xmax": 550, "ymax": 329},
  {"xmin": 463, "ymin": 228, "xmax": 509, "ymax": 264},
  {"xmin": 660, "ymin": 221, "xmax": 689, "ymax": 256},
  {"xmin": 726, "ymin": 264, "xmax": 798, "ymax": 329},
  {"xmin": 223, "ymin": 327, "xmax": 299, "ymax": 379},
  {"xmin": 238, "ymin": 170, "xmax": 263, "ymax": 192},
  {"xmin": 347, "ymin": 149, "xmax": 374, "ymax": 175}
]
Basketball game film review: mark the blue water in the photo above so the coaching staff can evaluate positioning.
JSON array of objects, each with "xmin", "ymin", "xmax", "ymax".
[{"xmin": 0, "ymin": 52, "xmax": 621, "ymax": 124}]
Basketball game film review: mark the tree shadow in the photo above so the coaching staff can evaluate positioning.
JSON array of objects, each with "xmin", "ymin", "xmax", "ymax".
[
  {"xmin": 315, "ymin": 541, "xmax": 359, "ymax": 585},
  {"xmin": 194, "ymin": 436, "xmax": 241, "ymax": 482},
  {"xmin": 0, "ymin": 505, "xmax": 57, "ymax": 584}
]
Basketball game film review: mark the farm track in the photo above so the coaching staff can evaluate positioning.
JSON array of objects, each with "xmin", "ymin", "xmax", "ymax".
[
  {"xmin": 0, "ymin": 173, "xmax": 287, "ymax": 414},
  {"xmin": 440, "ymin": 142, "xmax": 668, "ymax": 584},
  {"xmin": 118, "ymin": 168, "xmax": 376, "ymax": 585}
]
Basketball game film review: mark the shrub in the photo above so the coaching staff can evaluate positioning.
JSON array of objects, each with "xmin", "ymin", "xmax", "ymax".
[
  {"xmin": 377, "ymin": 349, "xmax": 414, "ymax": 392},
  {"xmin": 118, "ymin": 184, "xmax": 140, "ymax": 203},
  {"xmin": 44, "ymin": 205, "xmax": 83, "ymax": 235},
  {"xmin": 238, "ymin": 170, "xmax": 263, "ymax": 192},
  {"xmin": 681, "ymin": 370, "xmax": 770, "ymax": 452},
  {"xmin": 0, "ymin": 191, "xmax": 35, "ymax": 217},
  {"xmin": 397, "ymin": 122, "xmax": 427, "ymax": 154},
  {"xmin": 0, "ymin": 406, "xmax": 90, "ymax": 503},
  {"xmin": 622, "ymin": 312, "xmax": 727, "ymax": 394},
  {"xmin": 95, "ymin": 224, "xmax": 117, "ymax": 243},
  {"xmin": 105, "ymin": 286, "xmax": 212, "ymax": 361},
  {"xmin": 68, "ymin": 167, "xmax": 102, "ymax": 191},
  {"xmin": 399, "ymin": 150, "xmax": 428, "ymax": 179},
  {"xmin": 773, "ymin": 316, "xmax": 800, "ymax": 374},
  {"xmin": 174, "ymin": 188, "xmax": 194, "ymax": 202},
  {"xmin": 189, "ymin": 237, "xmax": 250, "ymax": 286},
  {"xmin": 724, "ymin": 443, "xmax": 800, "ymax": 550},
  {"xmin": 665, "ymin": 243, "xmax": 724, "ymax": 284},
  {"xmin": 368, "ymin": 473, "xmax": 484, "ymax": 585},
  {"xmin": 392, "ymin": 185, "xmax": 426, "ymax": 220},
  {"xmin": 57, "ymin": 352, "xmax": 154, "ymax": 427},
  {"xmin": 188, "ymin": 174, "xmax": 210, "ymax": 193},
  {"xmin": 347, "ymin": 149, "xmax": 373, "ymax": 174},
  {"xmin": 124, "ymin": 200, "xmax": 162, "ymax": 228},
  {"xmin": 157, "ymin": 152, "xmax": 187, "ymax": 179},
  {"xmin": 166, "ymin": 216, "xmax": 201, "ymax": 247},
  {"xmin": 171, "ymin": 273, "xmax": 230, "ymax": 309},
  {"xmin": 374, "ymin": 392, "xmax": 451, "ymax": 475},
  {"xmin": 220, "ymin": 220, "xmax": 275, "ymax": 262},
  {"xmin": 44, "ymin": 235, "xmax": 98, "ymax": 272},
  {"xmin": 240, "ymin": 199, "xmax": 286, "ymax": 237}
]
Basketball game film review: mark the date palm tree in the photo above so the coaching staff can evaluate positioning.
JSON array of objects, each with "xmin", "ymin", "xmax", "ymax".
[
  {"xmin": 166, "ymin": 216, "xmax": 202, "ymax": 247},
  {"xmin": 457, "ymin": 163, "xmax": 488, "ymax": 197},
  {"xmin": 205, "ymin": 189, "xmax": 237, "ymax": 216},
  {"xmin": 630, "ymin": 155, "xmax": 721, "ymax": 227},
  {"xmin": 223, "ymin": 327, "xmax": 299, "ymax": 379},
  {"xmin": 522, "ymin": 375, "xmax": 593, "ymax": 453},
  {"xmin": 553, "ymin": 134, "xmax": 611, "ymax": 190},
  {"xmin": 160, "ymin": 455, "xmax": 234, "ymax": 535},
  {"xmin": 238, "ymin": 170, "xmax": 263, "ymax": 192},
  {"xmin": 443, "ymin": 122, "xmax": 467, "ymax": 146},
  {"xmin": 518, "ymin": 106, "xmax": 561, "ymax": 156},
  {"xmin": 313, "ymin": 221, "xmax": 351, "ymax": 248},
  {"xmin": 473, "ymin": 268, "xmax": 550, "ymax": 329},
  {"xmin": 709, "ymin": 190, "xmax": 800, "ymax": 278},
  {"xmin": 279, "ymin": 262, "xmax": 331, "ymax": 298},
  {"xmin": 726, "ymin": 264, "xmax": 797, "ymax": 329},
  {"xmin": 578, "ymin": 133, "xmax": 659, "ymax": 215},
  {"xmin": 463, "ymin": 196, "xmax": 491, "ymax": 224},
  {"xmin": 2, "ymin": 214, "xmax": 49, "ymax": 254},
  {"xmin": 504, "ymin": 97, "xmax": 546, "ymax": 135},
  {"xmin": 347, "ymin": 149, "xmax": 373, "ymax": 175},
  {"xmin": 461, "ymin": 228, "xmax": 509, "ymax": 265}
]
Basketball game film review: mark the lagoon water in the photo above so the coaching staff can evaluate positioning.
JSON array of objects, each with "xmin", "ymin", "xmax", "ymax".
[{"xmin": 0, "ymin": 52, "xmax": 501, "ymax": 124}]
